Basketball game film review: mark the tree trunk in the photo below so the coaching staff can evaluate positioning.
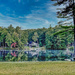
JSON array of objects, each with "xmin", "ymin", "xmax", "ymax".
[{"xmin": 73, "ymin": 1, "xmax": 75, "ymax": 59}]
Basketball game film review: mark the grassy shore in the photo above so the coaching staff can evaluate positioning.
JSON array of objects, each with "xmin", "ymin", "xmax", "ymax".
[
  {"xmin": 0, "ymin": 46, "xmax": 46, "ymax": 50},
  {"xmin": 0, "ymin": 61, "xmax": 75, "ymax": 75}
]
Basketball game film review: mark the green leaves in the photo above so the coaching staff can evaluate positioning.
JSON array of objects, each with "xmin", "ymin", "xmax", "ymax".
[
  {"xmin": 0, "ymin": 29, "xmax": 8, "ymax": 42},
  {"xmin": 45, "ymin": 25, "xmax": 73, "ymax": 50},
  {"xmin": 32, "ymin": 32, "xmax": 39, "ymax": 42},
  {"xmin": 54, "ymin": 25, "xmax": 74, "ymax": 36},
  {"xmin": 0, "ymin": 24, "xmax": 74, "ymax": 50},
  {"xmin": 6, "ymin": 33, "xmax": 13, "ymax": 47},
  {"xmin": 20, "ymin": 31, "xmax": 28, "ymax": 44}
]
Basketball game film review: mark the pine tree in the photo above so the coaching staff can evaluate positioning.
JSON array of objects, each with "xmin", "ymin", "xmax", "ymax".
[{"xmin": 51, "ymin": 0, "xmax": 75, "ymax": 58}]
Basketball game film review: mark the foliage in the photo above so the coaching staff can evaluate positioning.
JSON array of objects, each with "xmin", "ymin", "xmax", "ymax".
[
  {"xmin": 32, "ymin": 56, "xmax": 37, "ymax": 61},
  {"xmin": 51, "ymin": 0, "xmax": 75, "ymax": 55},
  {"xmin": 17, "ymin": 39, "xmax": 24, "ymax": 50},
  {"xmin": 5, "ymin": 53, "xmax": 12, "ymax": 61},
  {"xmin": 45, "ymin": 25, "xmax": 70, "ymax": 50},
  {"xmin": 20, "ymin": 31, "xmax": 28, "ymax": 45},
  {"xmin": 6, "ymin": 33, "xmax": 14, "ymax": 47},
  {"xmin": 0, "ymin": 24, "xmax": 74, "ymax": 50},
  {"xmin": 32, "ymin": 32, "xmax": 39, "ymax": 42},
  {"xmin": 69, "ymin": 46, "xmax": 74, "ymax": 50},
  {"xmin": 7, "ymin": 24, "xmax": 15, "ymax": 34},
  {"xmin": 5, "ymin": 51, "xmax": 28, "ymax": 61},
  {"xmin": 18, "ymin": 51, "xmax": 28, "ymax": 61},
  {"xmin": 51, "ymin": 0, "xmax": 75, "ymax": 21}
]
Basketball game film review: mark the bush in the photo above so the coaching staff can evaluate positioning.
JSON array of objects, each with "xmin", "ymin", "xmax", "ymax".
[
  {"xmin": 32, "ymin": 56, "xmax": 37, "ymax": 61},
  {"xmin": 18, "ymin": 51, "xmax": 28, "ymax": 61},
  {"xmin": 69, "ymin": 46, "xmax": 74, "ymax": 50},
  {"xmin": 5, "ymin": 53, "xmax": 12, "ymax": 61}
]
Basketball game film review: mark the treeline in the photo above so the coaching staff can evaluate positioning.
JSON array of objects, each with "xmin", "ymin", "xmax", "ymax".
[{"xmin": 0, "ymin": 24, "xmax": 74, "ymax": 50}]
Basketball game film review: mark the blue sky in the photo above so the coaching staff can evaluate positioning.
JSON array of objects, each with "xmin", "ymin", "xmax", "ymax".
[{"xmin": 0, "ymin": 0, "xmax": 61, "ymax": 29}]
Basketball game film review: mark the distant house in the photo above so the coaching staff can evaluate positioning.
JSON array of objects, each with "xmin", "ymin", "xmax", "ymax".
[{"xmin": 29, "ymin": 42, "xmax": 39, "ymax": 47}]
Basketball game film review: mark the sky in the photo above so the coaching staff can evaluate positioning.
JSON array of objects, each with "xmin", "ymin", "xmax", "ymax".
[{"xmin": 0, "ymin": 0, "xmax": 61, "ymax": 29}]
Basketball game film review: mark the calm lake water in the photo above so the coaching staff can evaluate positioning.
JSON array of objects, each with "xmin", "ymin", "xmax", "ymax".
[{"xmin": 0, "ymin": 49, "xmax": 74, "ymax": 61}]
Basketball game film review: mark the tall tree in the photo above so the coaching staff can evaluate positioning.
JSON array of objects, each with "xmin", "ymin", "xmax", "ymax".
[
  {"xmin": 0, "ymin": 29, "xmax": 8, "ymax": 47},
  {"xmin": 51, "ymin": 0, "xmax": 75, "ymax": 57},
  {"xmin": 15, "ymin": 26, "xmax": 21, "ymax": 38},
  {"xmin": 20, "ymin": 31, "xmax": 28, "ymax": 45},
  {"xmin": 7, "ymin": 24, "xmax": 14, "ymax": 35},
  {"xmin": 12, "ymin": 32, "xmax": 19, "ymax": 42},
  {"xmin": 32, "ymin": 32, "xmax": 39, "ymax": 42},
  {"xmin": 15, "ymin": 26, "xmax": 21, "ymax": 34},
  {"xmin": 6, "ymin": 33, "xmax": 13, "ymax": 47}
]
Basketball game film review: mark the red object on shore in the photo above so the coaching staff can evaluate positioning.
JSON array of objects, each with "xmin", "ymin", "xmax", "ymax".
[
  {"xmin": 11, "ymin": 52, "xmax": 16, "ymax": 57},
  {"xmin": 11, "ymin": 42, "xmax": 17, "ymax": 48}
]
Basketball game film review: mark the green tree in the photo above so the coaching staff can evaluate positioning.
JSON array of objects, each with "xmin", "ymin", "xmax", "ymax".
[
  {"xmin": 0, "ymin": 29, "xmax": 8, "ymax": 47},
  {"xmin": 54, "ymin": 25, "xmax": 74, "ymax": 49},
  {"xmin": 6, "ymin": 33, "xmax": 14, "ymax": 47},
  {"xmin": 15, "ymin": 26, "xmax": 21, "ymax": 34},
  {"xmin": 32, "ymin": 32, "xmax": 39, "ymax": 42},
  {"xmin": 18, "ymin": 51, "xmax": 28, "ymax": 61},
  {"xmin": 28, "ymin": 29, "xmax": 35, "ymax": 42},
  {"xmin": 21, "ymin": 31, "xmax": 28, "ymax": 45},
  {"xmin": 51, "ymin": 0, "xmax": 75, "ymax": 56},
  {"xmin": 7, "ymin": 25, "xmax": 15, "ymax": 35},
  {"xmin": 17, "ymin": 39, "xmax": 24, "ymax": 50},
  {"xmin": 15, "ymin": 26, "xmax": 21, "ymax": 39},
  {"xmin": 45, "ymin": 25, "xmax": 70, "ymax": 50},
  {"xmin": 12, "ymin": 32, "xmax": 19, "ymax": 42}
]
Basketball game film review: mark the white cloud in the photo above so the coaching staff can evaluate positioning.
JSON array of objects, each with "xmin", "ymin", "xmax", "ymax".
[
  {"xmin": 25, "ymin": 13, "xmax": 56, "ymax": 28},
  {"xmin": 46, "ymin": 2, "xmax": 65, "ymax": 13},
  {"xmin": 25, "ymin": 15, "xmax": 32, "ymax": 19},
  {"xmin": 35, "ymin": 0, "xmax": 39, "ymax": 2},
  {"xmin": 0, "ymin": 1, "xmax": 60, "ymax": 29},
  {"xmin": 0, "ymin": 13, "xmax": 4, "ymax": 17},
  {"xmin": 0, "ymin": 13, "xmax": 28, "ymax": 29},
  {"xmin": 18, "ymin": 0, "xmax": 21, "ymax": 3},
  {"xmin": 19, "ymin": 1, "xmax": 58, "ymax": 28}
]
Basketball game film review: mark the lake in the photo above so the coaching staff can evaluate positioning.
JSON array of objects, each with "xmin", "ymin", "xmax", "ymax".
[{"xmin": 0, "ymin": 49, "xmax": 74, "ymax": 61}]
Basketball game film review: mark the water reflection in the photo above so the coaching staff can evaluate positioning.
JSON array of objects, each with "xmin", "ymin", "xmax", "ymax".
[{"xmin": 0, "ymin": 50, "xmax": 73, "ymax": 61}]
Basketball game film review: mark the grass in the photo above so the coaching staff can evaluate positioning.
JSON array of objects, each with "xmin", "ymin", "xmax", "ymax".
[
  {"xmin": 0, "ymin": 46, "xmax": 46, "ymax": 50},
  {"xmin": 24, "ymin": 46, "xmax": 46, "ymax": 50},
  {"xmin": 0, "ymin": 61, "xmax": 75, "ymax": 75}
]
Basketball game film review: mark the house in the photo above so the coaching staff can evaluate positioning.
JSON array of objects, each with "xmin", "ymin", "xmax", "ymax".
[{"xmin": 29, "ymin": 42, "xmax": 39, "ymax": 47}]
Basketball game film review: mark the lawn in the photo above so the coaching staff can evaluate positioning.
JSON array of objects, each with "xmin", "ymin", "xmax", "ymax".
[{"xmin": 0, "ymin": 61, "xmax": 75, "ymax": 75}]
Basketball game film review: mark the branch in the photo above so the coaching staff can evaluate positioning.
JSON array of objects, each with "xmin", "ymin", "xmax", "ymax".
[{"xmin": 53, "ymin": 27, "xmax": 74, "ymax": 35}]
